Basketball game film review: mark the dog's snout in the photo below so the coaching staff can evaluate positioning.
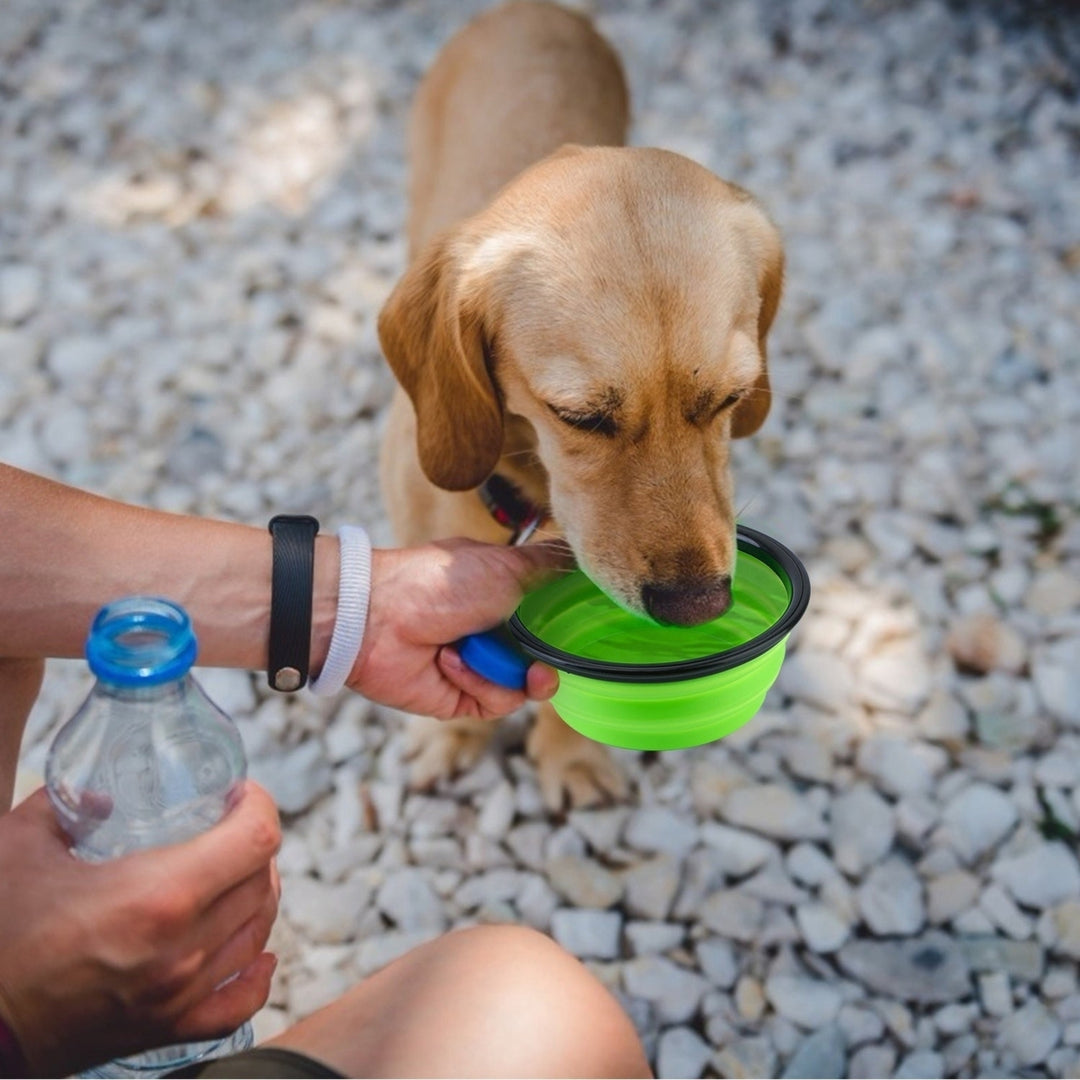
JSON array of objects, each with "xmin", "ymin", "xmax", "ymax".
[{"xmin": 641, "ymin": 576, "xmax": 732, "ymax": 626}]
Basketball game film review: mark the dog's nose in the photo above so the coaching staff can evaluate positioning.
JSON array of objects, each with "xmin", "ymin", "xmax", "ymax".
[{"xmin": 641, "ymin": 576, "xmax": 732, "ymax": 626}]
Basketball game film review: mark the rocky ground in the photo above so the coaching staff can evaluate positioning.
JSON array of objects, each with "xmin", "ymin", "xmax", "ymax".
[{"xmin": 3, "ymin": 0, "xmax": 1079, "ymax": 1076}]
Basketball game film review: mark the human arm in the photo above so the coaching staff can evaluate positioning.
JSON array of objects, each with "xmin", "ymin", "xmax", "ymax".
[
  {"xmin": 0, "ymin": 464, "xmax": 565, "ymax": 716},
  {"xmin": 0, "ymin": 781, "xmax": 280, "ymax": 1077}
]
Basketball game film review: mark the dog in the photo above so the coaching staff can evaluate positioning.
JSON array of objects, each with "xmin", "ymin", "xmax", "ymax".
[{"xmin": 378, "ymin": 1, "xmax": 784, "ymax": 810}]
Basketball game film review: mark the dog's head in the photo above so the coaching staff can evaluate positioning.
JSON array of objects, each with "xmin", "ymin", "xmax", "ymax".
[{"xmin": 378, "ymin": 147, "xmax": 783, "ymax": 626}]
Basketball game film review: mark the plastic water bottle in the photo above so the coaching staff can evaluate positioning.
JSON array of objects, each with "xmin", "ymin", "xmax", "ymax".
[{"xmin": 45, "ymin": 597, "xmax": 253, "ymax": 1078}]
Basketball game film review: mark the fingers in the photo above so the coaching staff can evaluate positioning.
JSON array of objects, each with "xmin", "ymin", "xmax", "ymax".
[
  {"xmin": 165, "ymin": 861, "xmax": 280, "ymax": 1014},
  {"xmin": 502, "ymin": 538, "xmax": 576, "ymax": 591},
  {"xmin": 525, "ymin": 660, "xmax": 559, "ymax": 701},
  {"xmin": 171, "ymin": 952, "xmax": 277, "ymax": 1045},
  {"xmin": 437, "ymin": 646, "xmax": 530, "ymax": 719},
  {"xmin": 129, "ymin": 781, "xmax": 281, "ymax": 915}
]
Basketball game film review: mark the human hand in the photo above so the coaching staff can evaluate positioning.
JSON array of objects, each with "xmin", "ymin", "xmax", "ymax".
[
  {"xmin": 349, "ymin": 538, "xmax": 573, "ymax": 719},
  {"xmin": 0, "ymin": 781, "xmax": 281, "ymax": 1077}
]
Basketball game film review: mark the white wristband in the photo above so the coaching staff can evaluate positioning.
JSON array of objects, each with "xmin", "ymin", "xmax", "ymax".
[{"xmin": 309, "ymin": 525, "xmax": 372, "ymax": 697}]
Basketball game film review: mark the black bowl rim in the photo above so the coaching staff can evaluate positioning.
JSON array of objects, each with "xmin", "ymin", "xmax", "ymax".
[{"xmin": 507, "ymin": 524, "xmax": 811, "ymax": 684}]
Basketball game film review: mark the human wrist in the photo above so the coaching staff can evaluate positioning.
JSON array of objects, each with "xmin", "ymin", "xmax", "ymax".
[
  {"xmin": 309, "ymin": 527, "xmax": 373, "ymax": 697},
  {"xmin": 309, "ymin": 534, "xmax": 341, "ymax": 680}
]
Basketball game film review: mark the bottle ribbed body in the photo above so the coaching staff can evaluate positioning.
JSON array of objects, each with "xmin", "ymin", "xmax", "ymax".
[{"xmin": 45, "ymin": 598, "xmax": 252, "ymax": 1077}]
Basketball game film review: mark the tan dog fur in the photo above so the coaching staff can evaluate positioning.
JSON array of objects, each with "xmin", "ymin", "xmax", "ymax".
[{"xmin": 378, "ymin": 1, "xmax": 784, "ymax": 809}]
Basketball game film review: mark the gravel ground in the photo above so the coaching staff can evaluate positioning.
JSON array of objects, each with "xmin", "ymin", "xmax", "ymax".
[{"xmin": 4, "ymin": 1, "xmax": 1080, "ymax": 1076}]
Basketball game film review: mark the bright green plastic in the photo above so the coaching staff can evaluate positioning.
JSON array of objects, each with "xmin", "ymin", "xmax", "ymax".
[
  {"xmin": 514, "ymin": 543, "xmax": 799, "ymax": 750},
  {"xmin": 549, "ymin": 642, "xmax": 788, "ymax": 749}
]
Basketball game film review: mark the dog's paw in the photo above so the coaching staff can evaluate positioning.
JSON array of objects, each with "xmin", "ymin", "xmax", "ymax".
[
  {"xmin": 526, "ymin": 705, "xmax": 630, "ymax": 811},
  {"xmin": 404, "ymin": 717, "xmax": 496, "ymax": 791}
]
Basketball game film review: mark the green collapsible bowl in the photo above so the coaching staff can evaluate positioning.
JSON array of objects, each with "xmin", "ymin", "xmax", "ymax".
[{"xmin": 508, "ymin": 525, "xmax": 810, "ymax": 750}]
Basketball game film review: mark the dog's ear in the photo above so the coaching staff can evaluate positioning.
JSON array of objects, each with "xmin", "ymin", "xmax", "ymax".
[
  {"xmin": 730, "ymin": 219, "xmax": 784, "ymax": 439},
  {"xmin": 378, "ymin": 235, "xmax": 503, "ymax": 491}
]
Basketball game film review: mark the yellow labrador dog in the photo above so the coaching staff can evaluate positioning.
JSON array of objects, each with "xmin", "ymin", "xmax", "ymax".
[{"xmin": 379, "ymin": 1, "xmax": 784, "ymax": 809}]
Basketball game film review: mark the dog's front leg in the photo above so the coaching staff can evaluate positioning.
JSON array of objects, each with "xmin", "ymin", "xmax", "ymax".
[{"xmin": 526, "ymin": 702, "xmax": 630, "ymax": 811}]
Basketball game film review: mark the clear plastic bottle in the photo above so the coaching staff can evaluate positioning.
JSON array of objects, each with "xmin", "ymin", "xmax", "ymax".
[{"xmin": 45, "ymin": 597, "xmax": 253, "ymax": 1078}]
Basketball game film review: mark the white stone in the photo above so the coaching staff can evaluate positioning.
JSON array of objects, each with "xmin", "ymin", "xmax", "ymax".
[
  {"xmin": 796, "ymin": 901, "xmax": 851, "ymax": 952},
  {"xmin": 623, "ymin": 954, "xmax": 711, "ymax": 1023},
  {"xmin": 764, "ymin": 972, "xmax": 842, "ymax": 1029},
  {"xmin": 280, "ymin": 871, "xmax": 372, "ymax": 943},
  {"xmin": 978, "ymin": 971, "xmax": 1013, "ymax": 1017},
  {"xmin": 376, "ymin": 867, "xmax": 447, "ymax": 931},
  {"xmin": 695, "ymin": 938, "xmax": 739, "ymax": 989},
  {"xmin": 476, "ymin": 779, "xmax": 516, "ymax": 840},
  {"xmin": 1032, "ymin": 648, "xmax": 1080, "ymax": 728},
  {"xmin": 700, "ymin": 822, "xmax": 777, "ymax": 876},
  {"xmin": 940, "ymin": 782, "xmax": 1019, "ymax": 862},
  {"xmin": 624, "ymin": 805, "xmax": 699, "ymax": 857},
  {"xmin": 249, "ymin": 738, "xmax": 333, "ymax": 815},
  {"xmin": 722, "ymin": 783, "xmax": 828, "ymax": 841},
  {"xmin": 776, "ymin": 648, "xmax": 854, "ymax": 712},
  {"xmin": 196, "ymin": 667, "xmax": 258, "ymax": 717},
  {"xmin": 698, "ymin": 888, "xmax": 765, "ymax": 943},
  {"xmin": 550, "ymin": 908, "xmax": 622, "ymax": 960},
  {"xmin": 856, "ymin": 734, "xmax": 945, "ymax": 797},
  {"xmin": 0, "ymin": 263, "xmax": 43, "ymax": 323},
  {"xmin": 895, "ymin": 1049, "xmax": 945, "ymax": 1079},
  {"xmin": 857, "ymin": 857, "xmax": 926, "ymax": 935},
  {"xmin": 992, "ymin": 843, "xmax": 1080, "ymax": 909},
  {"xmin": 625, "ymin": 920, "xmax": 684, "ymax": 954},
  {"xmin": 830, "ymin": 783, "xmax": 895, "ymax": 875},
  {"xmin": 656, "ymin": 1027, "xmax": 712, "ymax": 1080},
  {"xmin": 999, "ymin": 999, "xmax": 1062, "ymax": 1068},
  {"xmin": 546, "ymin": 854, "xmax": 623, "ymax": 908}
]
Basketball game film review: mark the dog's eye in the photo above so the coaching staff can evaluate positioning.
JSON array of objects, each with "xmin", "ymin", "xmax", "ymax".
[{"xmin": 549, "ymin": 405, "xmax": 618, "ymax": 437}]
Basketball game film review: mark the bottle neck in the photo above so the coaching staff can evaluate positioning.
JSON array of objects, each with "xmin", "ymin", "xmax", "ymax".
[{"xmin": 93, "ymin": 674, "xmax": 193, "ymax": 706}]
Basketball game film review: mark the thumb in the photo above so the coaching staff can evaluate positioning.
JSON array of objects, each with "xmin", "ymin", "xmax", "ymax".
[
  {"xmin": 501, "ymin": 539, "xmax": 576, "ymax": 591},
  {"xmin": 9, "ymin": 786, "xmax": 79, "ymax": 853}
]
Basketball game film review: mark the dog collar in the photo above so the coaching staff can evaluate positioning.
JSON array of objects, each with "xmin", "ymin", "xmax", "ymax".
[{"xmin": 478, "ymin": 474, "xmax": 547, "ymax": 545}]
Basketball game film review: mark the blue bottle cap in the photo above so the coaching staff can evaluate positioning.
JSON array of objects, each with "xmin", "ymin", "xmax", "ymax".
[
  {"xmin": 458, "ymin": 628, "xmax": 530, "ymax": 691},
  {"xmin": 86, "ymin": 597, "xmax": 198, "ymax": 687}
]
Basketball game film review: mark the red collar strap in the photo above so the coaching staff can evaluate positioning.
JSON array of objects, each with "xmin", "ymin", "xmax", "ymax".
[{"xmin": 478, "ymin": 475, "xmax": 547, "ymax": 545}]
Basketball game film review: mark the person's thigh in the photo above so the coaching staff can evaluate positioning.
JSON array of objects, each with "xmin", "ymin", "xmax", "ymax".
[{"xmin": 264, "ymin": 924, "xmax": 652, "ymax": 1078}]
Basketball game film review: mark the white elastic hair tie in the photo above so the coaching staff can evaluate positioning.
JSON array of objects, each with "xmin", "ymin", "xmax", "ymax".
[{"xmin": 309, "ymin": 525, "xmax": 372, "ymax": 697}]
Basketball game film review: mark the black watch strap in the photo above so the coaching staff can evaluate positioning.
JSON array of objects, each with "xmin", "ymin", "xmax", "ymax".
[{"xmin": 267, "ymin": 514, "xmax": 320, "ymax": 691}]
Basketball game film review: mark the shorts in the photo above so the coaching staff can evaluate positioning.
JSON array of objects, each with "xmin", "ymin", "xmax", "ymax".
[{"xmin": 165, "ymin": 1046, "xmax": 343, "ymax": 1078}]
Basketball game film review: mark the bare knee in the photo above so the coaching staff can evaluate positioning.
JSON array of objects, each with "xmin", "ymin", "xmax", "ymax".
[{"xmin": 417, "ymin": 924, "xmax": 652, "ymax": 1077}]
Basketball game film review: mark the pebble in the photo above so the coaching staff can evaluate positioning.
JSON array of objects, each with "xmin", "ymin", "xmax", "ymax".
[
  {"xmin": 837, "ymin": 933, "xmax": 971, "ymax": 1004},
  {"xmin": 656, "ymin": 1027, "xmax": 712, "ymax": 1080},
  {"xmin": 546, "ymin": 854, "xmax": 624, "ymax": 908},
  {"xmin": 857, "ymin": 857, "xmax": 926, "ymax": 935},
  {"xmin": 780, "ymin": 1024, "xmax": 846, "ymax": 1079},
  {"xmin": 549, "ymin": 908, "xmax": 622, "ymax": 960},
  {"xmin": 992, "ymin": 843, "xmax": 1080, "ymax": 909},
  {"xmin": 999, "ymin": 999, "xmax": 1063, "ymax": 1068},
  {"xmin": 939, "ymin": 782, "xmax": 1019, "ymax": 863},
  {"xmin": 623, "ymin": 955, "xmax": 711, "ymax": 1024},
  {"xmin": 946, "ymin": 612, "xmax": 1027, "ymax": 675},
  {"xmin": 830, "ymin": 783, "xmax": 895, "ymax": 876},
  {"xmin": 722, "ymin": 783, "xmax": 828, "ymax": 842},
  {"xmin": 0, "ymin": 262, "xmax": 43, "ymax": 323},
  {"xmin": 764, "ymin": 972, "xmax": 843, "ymax": 1029}
]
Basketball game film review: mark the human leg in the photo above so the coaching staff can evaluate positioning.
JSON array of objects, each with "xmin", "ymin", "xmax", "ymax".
[{"xmin": 265, "ymin": 924, "xmax": 652, "ymax": 1078}]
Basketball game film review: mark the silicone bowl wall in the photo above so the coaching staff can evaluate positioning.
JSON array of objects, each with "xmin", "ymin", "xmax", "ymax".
[
  {"xmin": 549, "ymin": 639, "xmax": 789, "ymax": 750},
  {"xmin": 508, "ymin": 525, "xmax": 809, "ymax": 750}
]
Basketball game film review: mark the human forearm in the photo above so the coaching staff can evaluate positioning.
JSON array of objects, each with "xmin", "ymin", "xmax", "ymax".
[{"xmin": 0, "ymin": 465, "xmax": 338, "ymax": 673}]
